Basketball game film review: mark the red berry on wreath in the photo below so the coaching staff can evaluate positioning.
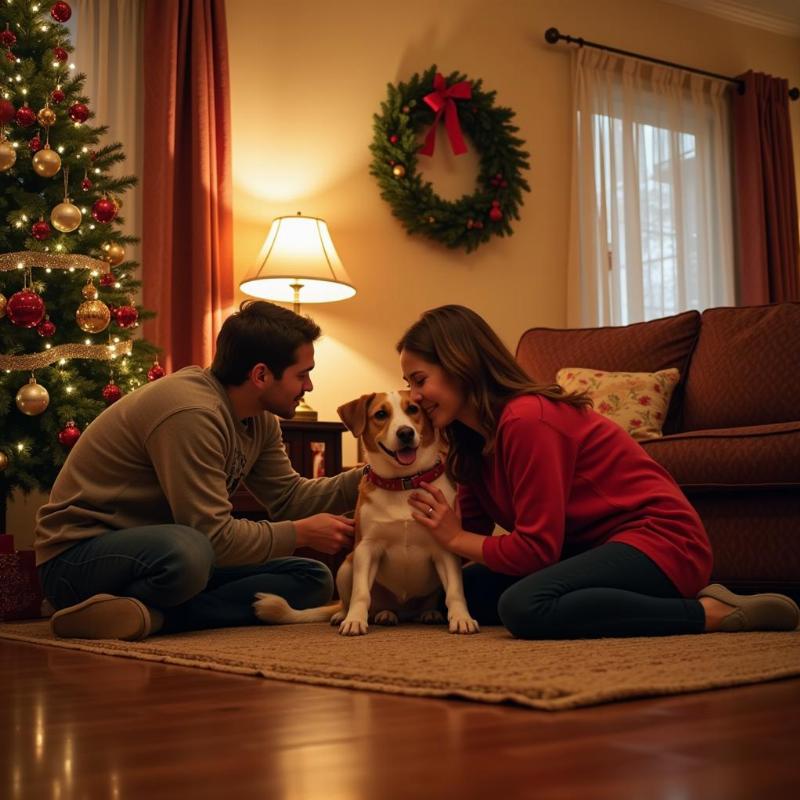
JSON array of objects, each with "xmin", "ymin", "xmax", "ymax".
[
  {"xmin": 0, "ymin": 26, "xmax": 16, "ymax": 48},
  {"xmin": 53, "ymin": 46, "xmax": 68, "ymax": 62},
  {"xmin": 58, "ymin": 420, "xmax": 81, "ymax": 449},
  {"xmin": 37, "ymin": 319, "xmax": 56, "ymax": 337},
  {"xmin": 50, "ymin": 2, "xmax": 72, "ymax": 23},
  {"xmin": 15, "ymin": 105, "xmax": 36, "ymax": 127},
  {"xmin": 51, "ymin": 88, "xmax": 65, "ymax": 104},
  {"xmin": 92, "ymin": 197, "xmax": 118, "ymax": 223},
  {"xmin": 489, "ymin": 206, "xmax": 503, "ymax": 222},
  {"xmin": 31, "ymin": 219, "xmax": 52, "ymax": 240},
  {"xmin": 68, "ymin": 102, "xmax": 89, "ymax": 123}
]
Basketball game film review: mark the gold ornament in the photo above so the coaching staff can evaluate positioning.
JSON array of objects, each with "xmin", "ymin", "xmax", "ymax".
[
  {"xmin": 0, "ymin": 450, "xmax": 8, "ymax": 471},
  {"xmin": 51, "ymin": 200, "xmax": 82, "ymax": 233},
  {"xmin": 100, "ymin": 241, "xmax": 125, "ymax": 266},
  {"xmin": 0, "ymin": 292, "xmax": 6, "ymax": 318},
  {"xmin": 37, "ymin": 106, "xmax": 57, "ymax": 127},
  {"xmin": 111, "ymin": 195, "xmax": 123, "ymax": 211},
  {"xmin": 32, "ymin": 145, "xmax": 61, "ymax": 177},
  {"xmin": 76, "ymin": 299, "xmax": 111, "ymax": 333},
  {"xmin": 392, "ymin": 164, "xmax": 406, "ymax": 178},
  {"xmin": 0, "ymin": 140, "xmax": 16, "ymax": 172},
  {"xmin": 16, "ymin": 376, "xmax": 50, "ymax": 416},
  {"xmin": 82, "ymin": 281, "xmax": 98, "ymax": 300}
]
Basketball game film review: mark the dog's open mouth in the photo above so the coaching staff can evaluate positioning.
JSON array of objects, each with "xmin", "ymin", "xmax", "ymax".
[{"xmin": 379, "ymin": 443, "xmax": 417, "ymax": 466}]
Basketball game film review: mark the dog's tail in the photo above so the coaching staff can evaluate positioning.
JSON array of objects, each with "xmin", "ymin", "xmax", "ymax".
[{"xmin": 253, "ymin": 593, "xmax": 342, "ymax": 624}]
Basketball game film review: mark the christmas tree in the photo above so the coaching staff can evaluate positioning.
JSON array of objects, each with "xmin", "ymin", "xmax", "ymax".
[{"xmin": 0, "ymin": 1, "xmax": 161, "ymax": 529}]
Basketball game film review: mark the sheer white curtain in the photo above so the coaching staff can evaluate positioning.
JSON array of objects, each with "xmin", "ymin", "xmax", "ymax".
[
  {"xmin": 567, "ymin": 48, "xmax": 735, "ymax": 327},
  {"xmin": 71, "ymin": 0, "xmax": 143, "ymax": 266}
]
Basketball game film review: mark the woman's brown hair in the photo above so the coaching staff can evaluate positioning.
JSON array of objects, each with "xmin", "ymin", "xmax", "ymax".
[{"xmin": 397, "ymin": 305, "xmax": 591, "ymax": 483}]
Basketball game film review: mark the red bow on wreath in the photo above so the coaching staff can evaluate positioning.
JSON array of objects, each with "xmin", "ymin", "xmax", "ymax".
[{"xmin": 418, "ymin": 72, "xmax": 472, "ymax": 157}]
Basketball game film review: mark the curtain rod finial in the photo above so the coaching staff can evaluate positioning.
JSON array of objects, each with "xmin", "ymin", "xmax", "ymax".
[{"xmin": 544, "ymin": 27, "xmax": 560, "ymax": 44}]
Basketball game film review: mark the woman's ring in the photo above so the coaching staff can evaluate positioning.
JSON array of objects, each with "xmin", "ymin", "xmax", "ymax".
[{"xmin": 426, "ymin": 506, "xmax": 433, "ymax": 517}]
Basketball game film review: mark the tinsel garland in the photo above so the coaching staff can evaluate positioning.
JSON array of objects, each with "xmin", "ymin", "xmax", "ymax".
[{"xmin": 0, "ymin": 340, "xmax": 131, "ymax": 371}]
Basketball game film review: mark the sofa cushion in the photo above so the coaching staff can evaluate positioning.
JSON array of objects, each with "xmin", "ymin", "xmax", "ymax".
[
  {"xmin": 682, "ymin": 302, "xmax": 800, "ymax": 431},
  {"xmin": 556, "ymin": 367, "xmax": 679, "ymax": 440},
  {"xmin": 641, "ymin": 421, "xmax": 800, "ymax": 488},
  {"xmin": 516, "ymin": 310, "xmax": 700, "ymax": 434}
]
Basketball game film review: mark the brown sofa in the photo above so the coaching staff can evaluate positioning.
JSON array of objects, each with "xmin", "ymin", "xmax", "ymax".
[{"xmin": 516, "ymin": 302, "xmax": 800, "ymax": 601}]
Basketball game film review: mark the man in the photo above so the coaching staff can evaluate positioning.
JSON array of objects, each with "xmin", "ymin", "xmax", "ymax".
[{"xmin": 35, "ymin": 300, "xmax": 359, "ymax": 641}]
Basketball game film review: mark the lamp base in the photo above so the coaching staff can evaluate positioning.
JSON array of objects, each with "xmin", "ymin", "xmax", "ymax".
[{"xmin": 292, "ymin": 399, "xmax": 318, "ymax": 421}]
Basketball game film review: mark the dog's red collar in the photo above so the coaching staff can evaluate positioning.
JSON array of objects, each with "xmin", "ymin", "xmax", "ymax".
[{"xmin": 364, "ymin": 460, "xmax": 445, "ymax": 491}]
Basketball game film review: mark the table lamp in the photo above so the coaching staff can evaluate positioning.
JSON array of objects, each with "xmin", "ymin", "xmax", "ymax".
[{"xmin": 239, "ymin": 213, "xmax": 356, "ymax": 420}]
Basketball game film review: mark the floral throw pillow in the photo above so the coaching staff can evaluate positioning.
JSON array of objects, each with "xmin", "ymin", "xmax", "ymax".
[{"xmin": 555, "ymin": 367, "xmax": 680, "ymax": 441}]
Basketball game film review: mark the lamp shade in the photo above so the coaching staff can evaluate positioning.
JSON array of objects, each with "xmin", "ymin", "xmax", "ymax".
[{"xmin": 240, "ymin": 214, "xmax": 356, "ymax": 304}]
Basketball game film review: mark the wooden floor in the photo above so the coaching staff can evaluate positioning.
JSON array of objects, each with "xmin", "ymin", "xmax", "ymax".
[{"xmin": 2, "ymin": 639, "xmax": 799, "ymax": 800}]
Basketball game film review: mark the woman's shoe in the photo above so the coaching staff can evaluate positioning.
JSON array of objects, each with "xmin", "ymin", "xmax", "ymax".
[{"xmin": 698, "ymin": 584, "xmax": 800, "ymax": 632}]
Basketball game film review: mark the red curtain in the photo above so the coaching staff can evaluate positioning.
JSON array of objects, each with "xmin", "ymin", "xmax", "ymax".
[
  {"xmin": 141, "ymin": 0, "xmax": 234, "ymax": 371},
  {"xmin": 732, "ymin": 71, "xmax": 800, "ymax": 304}
]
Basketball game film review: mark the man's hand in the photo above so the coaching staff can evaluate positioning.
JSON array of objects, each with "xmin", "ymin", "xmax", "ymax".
[{"xmin": 294, "ymin": 513, "xmax": 355, "ymax": 554}]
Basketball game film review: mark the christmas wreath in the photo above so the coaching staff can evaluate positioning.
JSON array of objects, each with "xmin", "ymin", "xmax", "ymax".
[{"xmin": 369, "ymin": 65, "xmax": 530, "ymax": 252}]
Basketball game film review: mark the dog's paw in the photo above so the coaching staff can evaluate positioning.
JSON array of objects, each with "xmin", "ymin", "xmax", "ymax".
[
  {"xmin": 374, "ymin": 610, "xmax": 399, "ymax": 626},
  {"xmin": 330, "ymin": 610, "xmax": 346, "ymax": 625},
  {"xmin": 449, "ymin": 616, "xmax": 480, "ymax": 634},
  {"xmin": 339, "ymin": 617, "xmax": 369, "ymax": 636},
  {"xmin": 416, "ymin": 609, "xmax": 445, "ymax": 625},
  {"xmin": 253, "ymin": 593, "xmax": 291, "ymax": 623}
]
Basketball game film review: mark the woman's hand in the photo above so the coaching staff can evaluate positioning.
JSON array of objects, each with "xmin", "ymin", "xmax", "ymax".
[{"xmin": 409, "ymin": 481, "xmax": 464, "ymax": 550}]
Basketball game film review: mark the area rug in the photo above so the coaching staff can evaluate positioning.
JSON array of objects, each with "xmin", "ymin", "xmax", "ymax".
[{"xmin": 1, "ymin": 620, "xmax": 798, "ymax": 710}]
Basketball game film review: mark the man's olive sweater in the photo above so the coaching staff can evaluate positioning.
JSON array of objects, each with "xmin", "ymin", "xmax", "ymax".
[{"xmin": 35, "ymin": 367, "xmax": 360, "ymax": 567}]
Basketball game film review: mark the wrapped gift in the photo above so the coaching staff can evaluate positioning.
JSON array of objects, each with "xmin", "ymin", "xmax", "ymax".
[{"xmin": 0, "ymin": 534, "xmax": 45, "ymax": 621}]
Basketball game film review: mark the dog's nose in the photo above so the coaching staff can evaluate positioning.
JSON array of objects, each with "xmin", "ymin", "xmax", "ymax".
[{"xmin": 397, "ymin": 426, "xmax": 416, "ymax": 446}]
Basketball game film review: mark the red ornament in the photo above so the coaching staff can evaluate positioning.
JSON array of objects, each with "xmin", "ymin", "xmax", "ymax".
[
  {"xmin": 489, "ymin": 206, "xmax": 503, "ymax": 222},
  {"xmin": 5, "ymin": 50, "xmax": 15, "ymax": 63},
  {"xmin": 81, "ymin": 176, "xmax": 92, "ymax": 191},
  {"xmin": 0, "ymin": 26, "xmax": 16, "ymax": 48},
  {"xmin": 15, "ymin": 105, "xmax": 36, "ymax": 127},
  {"xmin": 68, "ymin": 102, "xmax": 89, "ymax": 123},
  {"xmin": 57, "ymin": 421, "xmax": 81, "ymax": 449},
  {"xmin": 51, "ymin": 88, "xmax": 65, "ymax": 104},
  {"xmin": 37, "ymin": 319, "xmax": 56, "ymax": 337},
  {"xmin": 53, "ymin": 47, "xmax": 68, "ymax": 63},
  {"xmin": 28, "ymin": 134, "xmax": 41, "ymax": 152},
  {"xmin": 6, "ymin": 289, "xmax": 45, "ymax": 328},
  {"xmin": 0, "ymin": 99, "xmax": 14, "ymax": 123},
  {"xmin": 92, "ymin": 197, "xmax": 117, "ymax": 223},
  {"xmin": 99, "ymin": 272, "xmax": 115, "ymax": 287},
  {"xmin": 147, "ymin": 361, "xmax": 166, "ymax": 382},
  {"xmin": 50, "ymin": 2, "xmax": 72, "ymax": 23},
  {"xmin": 102, "ymin": 381, "xmax": 122, "ymax": 405},
  {"xmin": 389, "ymin": 134, "xmax": 399, "ymax": 144},
  {"xmin": 31, "ymin": 220, "xmax": 52, "ymax": 240},
  {"xmin": 114, "ymin": 304, "xmax": 138, "ymax": 328}
]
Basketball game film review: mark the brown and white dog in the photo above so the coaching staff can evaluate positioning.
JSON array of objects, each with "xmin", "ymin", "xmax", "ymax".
[{"xmin": 253, "ymin": 390, "xmax": 479, "ymax": 636}]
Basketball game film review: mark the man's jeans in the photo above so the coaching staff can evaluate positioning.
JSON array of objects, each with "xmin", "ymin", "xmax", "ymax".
[{"xmin": 38, "ymin": 525, "xmax": 333, "ymax": 634}]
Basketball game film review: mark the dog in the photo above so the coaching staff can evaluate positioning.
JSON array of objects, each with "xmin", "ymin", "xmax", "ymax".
[{"xmin": 253, "ymin": 390, "xmax": 479, "ymax": 636}]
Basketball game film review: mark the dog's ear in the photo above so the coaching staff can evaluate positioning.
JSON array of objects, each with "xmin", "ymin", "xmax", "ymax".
[{"xmin": 337, "ymin": 393, "xmax": 376, "ymax": 438}]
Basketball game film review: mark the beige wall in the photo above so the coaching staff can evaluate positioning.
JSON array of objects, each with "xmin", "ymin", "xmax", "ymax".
[{"xmin": 7, "ymin": 0, "xmax": 800, "ymax": 543}]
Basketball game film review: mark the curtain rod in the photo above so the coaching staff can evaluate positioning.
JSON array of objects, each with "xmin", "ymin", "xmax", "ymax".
[{"xmin": 544, "ymin": 27, "xmax": 800, "ymax": 102}]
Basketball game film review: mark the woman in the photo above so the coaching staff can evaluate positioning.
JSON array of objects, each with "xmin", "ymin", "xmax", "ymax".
[{"xmin": 397, "ymin": 305, "xmax": 799, "ymax": 639}]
